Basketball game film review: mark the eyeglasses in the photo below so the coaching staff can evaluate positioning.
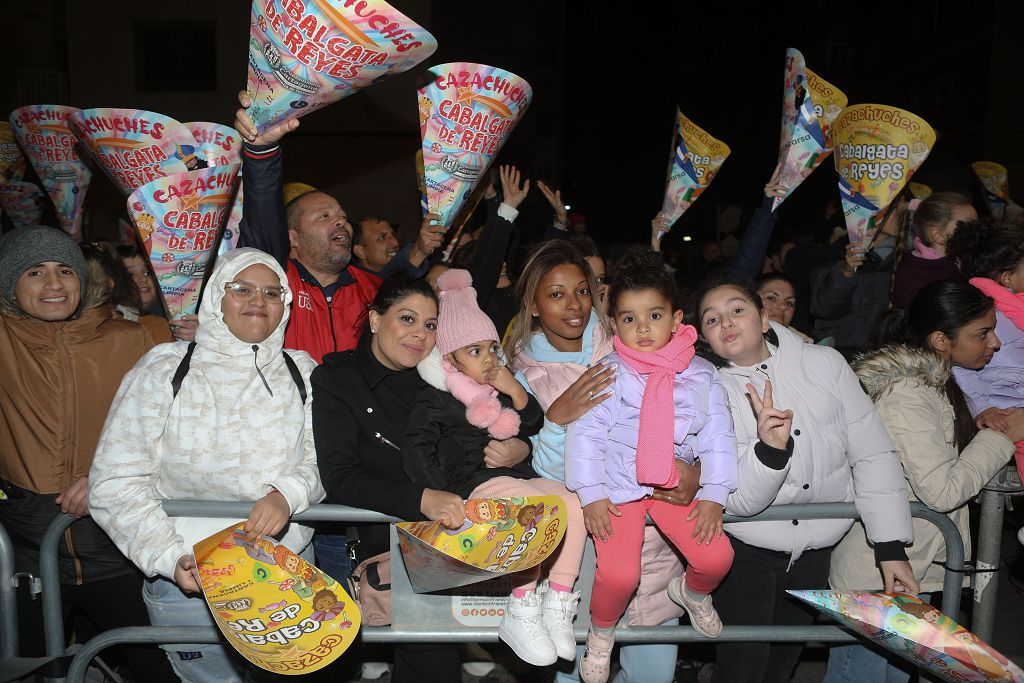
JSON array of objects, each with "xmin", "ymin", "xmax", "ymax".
[{"xmin": 223, "ymin": 281, "xmax": 287, "ymax": 303}]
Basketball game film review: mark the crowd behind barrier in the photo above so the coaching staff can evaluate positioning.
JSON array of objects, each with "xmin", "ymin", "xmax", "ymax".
[{"xmin": 0, "ymin": 498, "xmax": 970, "ymax": 682}]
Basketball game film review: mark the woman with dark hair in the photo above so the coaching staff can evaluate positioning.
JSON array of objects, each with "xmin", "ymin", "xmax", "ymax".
[
  {"xmin": 891, "ymin": 192, "xmax": 976, "ymax": 308},
  {"xmin": 826, "ymin": 279, "xmax": 1023, "ymax": 682},
  {"xmin": 753, "ymin": 272, "xmax": 812, "ymax": 343},
  {"xmin": 946, "ymin": 219, "xmax": 1024, "ymax": 431},
  {"xmin": 117, "ymin": 243, "xmax": 199, "ymax": 342},
  {"xmin": 694, "ymin": 279, "xmax": 915, "ymax": 683},
  {"xmin": 313, "ymin": 274, "xmax": 525, "ymax": 682}
]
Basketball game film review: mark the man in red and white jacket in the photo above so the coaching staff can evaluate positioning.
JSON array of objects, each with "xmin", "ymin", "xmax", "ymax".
[{"xmin": 234, "ymin": 97, "xmax": 380, "ymax": 363}]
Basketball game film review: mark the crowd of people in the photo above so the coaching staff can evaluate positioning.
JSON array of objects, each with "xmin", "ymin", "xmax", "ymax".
[{"xmin": 2, "ymin": 88, "xmax": 1024, "ymax": 683}]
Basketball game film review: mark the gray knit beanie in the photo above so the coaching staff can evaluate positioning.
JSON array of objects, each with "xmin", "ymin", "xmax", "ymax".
[{"xmin": 0, "ymin": 226, "xmax": 87, "ymax": 306}]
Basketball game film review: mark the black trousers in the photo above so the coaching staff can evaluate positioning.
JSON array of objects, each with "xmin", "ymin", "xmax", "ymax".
[
  {"xmin": 712, "ymin": 536, "xmax": 832, "ymax": 683},
  {"xmin": 16, "ymin": 570, "xmax": 176, "ymax": 681}
]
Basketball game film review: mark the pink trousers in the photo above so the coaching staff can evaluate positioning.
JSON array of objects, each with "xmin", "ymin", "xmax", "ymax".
[{"xmin": 590, "ymin": 498, "xmax": 734, "ymax": 628}]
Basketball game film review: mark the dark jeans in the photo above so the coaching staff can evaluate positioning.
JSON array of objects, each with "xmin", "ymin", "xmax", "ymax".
[{"xmin": 712, "ymin": 536, "xmax": 832, "ymax": 683}]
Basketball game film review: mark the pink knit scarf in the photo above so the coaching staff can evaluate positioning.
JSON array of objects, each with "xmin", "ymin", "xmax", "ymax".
[
  {"xmin": 912, "ymin": 237, "xmax": 946, "ymax": 261},
  {"xmin": 969, "ymin": 277, "xmax": 1024, "ymax": 330},
  {"xmin": 612, "ymin": 324, "xmax": 698, "ymax": 488}
]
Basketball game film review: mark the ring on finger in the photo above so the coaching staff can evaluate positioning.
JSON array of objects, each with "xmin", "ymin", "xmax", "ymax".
[{"xmin": 588, "ymin": 389, "xmax": 593, "ymax": 399}]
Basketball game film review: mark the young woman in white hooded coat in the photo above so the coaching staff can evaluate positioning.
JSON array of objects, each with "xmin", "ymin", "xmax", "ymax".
[{"xmin": 89, "ymin": 247, "xmax": 324, "ymax": 682}]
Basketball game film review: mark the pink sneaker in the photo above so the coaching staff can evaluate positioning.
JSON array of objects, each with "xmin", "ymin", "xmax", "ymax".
[
  {"xmin": 579, "ymin": 627, "xmax": 615, "ymax": 683},
  {"xmin": 668, "ymin": 573, "xmax": 723, "ymax": 638}
]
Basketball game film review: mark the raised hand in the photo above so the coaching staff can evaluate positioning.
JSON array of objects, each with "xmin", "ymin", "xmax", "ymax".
[
  {"xmin": 537, "ymin": 180, "xmax": 567, "ymax": 222},
  {"xmin": 499, "ymin": 165, "xmax": 530, "ymax": 209},
  {"xmin": 841, "ymin": 243, "xmax": 868, "ymax": 277},
  {"xmin": 764, "ymin": 165, "xmax": 787, "ymax": 199},
  {"xmin": 412, "ymin": 212, "xmax": 445, "ymax": 262},
  {"xmin": 234, "ymin": 90, "xmax": 300, "ymax": 146},
  {"xmin": 746, "ymin": 380, "xmax": 793, "ymax": 450},
  {"xmin": 651, "ymin": 211, "xmax": 671, "ymax": 251}
]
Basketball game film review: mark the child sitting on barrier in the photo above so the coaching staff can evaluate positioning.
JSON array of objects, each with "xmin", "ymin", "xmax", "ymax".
[
  {"xmin": 402, "ymin": 269, "xmax": 588, "ymax": 668},
  {"xmin": 565, "ymin": 247, "xmax": 738, "ymax": 683}
]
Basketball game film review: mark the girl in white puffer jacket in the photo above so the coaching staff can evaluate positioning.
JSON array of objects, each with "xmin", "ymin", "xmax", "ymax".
[{"xmin": 694, "ymin": 280, "xmax": 915, "ymax": 683}]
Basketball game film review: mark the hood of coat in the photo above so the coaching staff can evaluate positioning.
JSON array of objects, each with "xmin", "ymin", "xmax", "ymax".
[
  {"xmin": 194, "ymin": 248, "xmax": 292, "ymax": 360},
  {"xmin": 853, "ymin": 344, "xmax": 949, "ymax": 401},
  {"xmin": 417, "ymin": 346, "xmax": 447, "ymax": 390}
]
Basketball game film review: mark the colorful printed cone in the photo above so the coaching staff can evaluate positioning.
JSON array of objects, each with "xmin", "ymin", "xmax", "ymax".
[
  {"xmin": 68, "ymin": 108, "xmax": 201, "ymax": 197},
  {"xmin": 245, "ymin": 0, "xmax": 437, "ymax": 134},
  {"xmin": 0, "ymin": 181, "xmax": 46, "ymax": 229},
  {"xmin": 832, "ymin": 104, "xmax": 935, "ymax": 246},
  {"xmin": 660, "ymin": 110, "xmax": 730, "ymax": 229},
  {"xmin": 185, "ymin": 122, "xmax": 246, "ymax": 255},
  {"xmin": 126, "ymin": 164, "xmax": 241, "ymax": 319},
  {"xmin": 790, "ymin": 590, "xmax": 1024, "ymax": 682},
  {"xmin": 772, "ymin": 48, "xmax": 847, "ymax": 211},
  {"xmin": 972, "ymin": 161, "xmax": 1010, "ymax": 219},
  {"xmin": 397, "ymin": 495, "xmax": 566, "ymax": 593},
  {"xmin": 0, "ymin": 122, "xmax": 26, "ymax": 183},
  {"xmin": 419, "ymin": 63, "xmax": 532, "ymax": 228},
  {"xmin": 194, "ymin": 523, "xmax": 360, "ymax": 675},
  {"xmin": 9, "ymin": 105, "xmax": 92, "ymax": 238}
]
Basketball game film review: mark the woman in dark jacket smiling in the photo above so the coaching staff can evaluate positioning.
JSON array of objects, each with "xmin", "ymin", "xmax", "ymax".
[{"xmin": 313, "ymin": 275, "xmax": 529, "ymax": 682}]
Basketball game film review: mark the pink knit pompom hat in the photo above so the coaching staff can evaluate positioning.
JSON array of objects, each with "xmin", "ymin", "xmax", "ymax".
[
  {"xmin": 435, "ymin": 269, "xmax": 500, "ymax": 356},
  {"xmin": 436, "ymin": 269, "xmax": 520, "ymax": 439}
]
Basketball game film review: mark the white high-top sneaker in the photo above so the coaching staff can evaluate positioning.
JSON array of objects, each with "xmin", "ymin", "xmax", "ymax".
[
  {"xmin": 497, "ymin": 590, "xmax": 558, "ymax": 666},
  {"xmin": 542, "ymin": 588, "xmax": 582, "ymax": 660}
]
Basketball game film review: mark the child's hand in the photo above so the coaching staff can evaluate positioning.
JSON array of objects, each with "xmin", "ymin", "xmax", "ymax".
[
  {"xmin": 976, "ymin": 407, "xmax": 1014, "ymax": 433},
  {"xmin": 687, "ymin": 499, "xmax": 724, "ymax": 545},
  {"xmin": 880, "ymin": 560, "xmax": 919, "ymax": 595},
  {"xmin": 583, "ymin": 499, "xmax": 621, "ymax": 542},
  {"xmin": 481, "ymin": 368, "xmax": 528, "ymax": 405},
  {"xmin": 746, "ymin": 380, "xmax": 793, "ymax": 450},
  {"xmin": 245, "ymin": 489, "xmax": 290, "ymax": 540}
]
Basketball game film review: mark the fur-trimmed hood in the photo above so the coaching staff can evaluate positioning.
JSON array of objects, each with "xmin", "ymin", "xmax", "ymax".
[{"xmin": 853, "ymin": 344, "xmax": 950, "ymax": 401}]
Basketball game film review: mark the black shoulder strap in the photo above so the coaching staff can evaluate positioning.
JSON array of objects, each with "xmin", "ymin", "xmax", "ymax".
[
  {"xmin": 171, "ymin": 342, "xmax": 198, "ymax": 399},
  {"xmin": 171, "ymin": 342, "xmax": 306, "ymax": 405},
  {"xmin": 283, "ymin": 352, "xmax": 307, "ymax": 405}
]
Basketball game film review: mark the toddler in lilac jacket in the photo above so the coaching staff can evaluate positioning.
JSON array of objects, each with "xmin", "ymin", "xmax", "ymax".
[{"xmin": 564, "ymin": 247, "xmax": 737, "ymax": 683}]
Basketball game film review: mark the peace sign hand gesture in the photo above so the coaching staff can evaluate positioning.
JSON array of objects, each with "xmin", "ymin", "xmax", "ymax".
[{"xmin": 746, "ymin": 380, "xmax": 793, "ymax": 450}]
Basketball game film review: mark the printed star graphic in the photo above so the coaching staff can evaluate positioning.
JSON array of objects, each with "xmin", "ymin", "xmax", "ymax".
[
  {"xmin": 179, "ymin": 190, "xmax": 203, "ymax": 212},
  {"xmin": 455, "ymin": 84, "xmax": 476, "ymax": 106}
]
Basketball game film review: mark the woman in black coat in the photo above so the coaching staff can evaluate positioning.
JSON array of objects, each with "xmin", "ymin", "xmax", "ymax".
[{"xmin": 313, "ymin": 275, "xmax": 529, "ymax": 682}]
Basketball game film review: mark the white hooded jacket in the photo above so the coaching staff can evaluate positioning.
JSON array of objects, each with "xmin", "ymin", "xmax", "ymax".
[{"xmin": 89, "ymin": 248, "xmax": 323, "ymax": 580}]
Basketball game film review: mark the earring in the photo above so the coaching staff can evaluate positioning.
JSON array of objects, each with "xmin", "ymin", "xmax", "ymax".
[{"xmin": 370, "ymin": 326, "xmax": 378, "ymax": 334}]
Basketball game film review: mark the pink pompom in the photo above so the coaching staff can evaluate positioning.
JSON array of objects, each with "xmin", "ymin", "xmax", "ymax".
[
  {"xmin": 488, "ymin": 408, "xmax": 521, "ymax": 440},
  {"xmin": 466, "ymin": 396, "xmax": 501, "ymax": 429},
  {"xmin": 437, "ymin": 268, "xmax": 473, "ymax": 292}
]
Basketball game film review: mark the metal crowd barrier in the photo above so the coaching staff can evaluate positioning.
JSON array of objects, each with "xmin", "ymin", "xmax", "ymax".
[
  {"xmin": 974, "ymin": 464, "xmax": 1023, "ymax": 642},
  {"xmin": 28, "ymin": 501, "xmax": 966, "ymax": 683},
  {"xmin": 0, "ymin": 521, "xmax": 18, "ymax": 657}
]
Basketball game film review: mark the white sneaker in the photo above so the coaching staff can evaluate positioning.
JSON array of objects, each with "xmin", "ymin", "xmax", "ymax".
[
  {"xmin": 542, "ymin": 588, "xmax": 581, "ymax": 660},
  {"xmin": 498, "ymin": 590, "xmax": 558, "ymax": 666},
  {"xmin": 667, "ymin": 573, "xmax": 723, "ymax": 638}
]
